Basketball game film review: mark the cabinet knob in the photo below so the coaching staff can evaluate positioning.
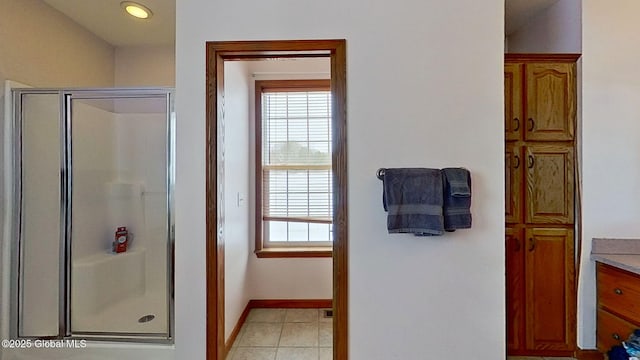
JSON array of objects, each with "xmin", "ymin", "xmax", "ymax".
[
  {"xmin": 614, "ymin": 288, "xmax": 623, "ymax": 295},
  {"xmin": 613, "ymin": 333, "xmax": 621, "ymax": 341},
  {"xmin": 514, "ymin": 155, "xmax": 520, "ymax": 169},
  {"xmin": 513, "ymin": 118, "xmax": 520, "ymax": 131},
  {"xmin": 528, "ymin": 237, "xmax": 536, "ymax": 252}
]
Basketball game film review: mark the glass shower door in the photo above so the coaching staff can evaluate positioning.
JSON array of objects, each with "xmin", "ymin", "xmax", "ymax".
[
  {"xmin": 12, "ymin": 88, "xmax": 174, "ymax": 342},
  {"xmin": 68, "ymin": 93, "xmax": 172, "ymax": 338},
  {"xmin": 16, "ymin": 92, "xmax": 62, "ymax": 338}
]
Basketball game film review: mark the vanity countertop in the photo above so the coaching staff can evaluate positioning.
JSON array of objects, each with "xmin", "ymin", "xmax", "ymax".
[{"xmin": 591, "ymin": 238, "xmax": 640, "ymax": 276}]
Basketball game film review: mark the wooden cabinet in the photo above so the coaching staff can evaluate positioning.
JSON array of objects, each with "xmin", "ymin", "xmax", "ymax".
[
  {"xmin": 596, "ymin": 263, "xmax": 640, "ymax": 353},
  {"xmin": 524, "ymin": 228, "xmax": 575, "ymax": 351},
  {"xmin": 505, "ymin": 55, "xmax": 578, "ymax": 357},
  {"xmin": 506, "ymin": 227, "xmax": 525, "ymax": 352},
  {"xmin": 505, "ymin": 144, "xmax": 522, "ymax": 224},
  {"xmin": 525, "ymin": 144, "xmax": 574, "ymax": 224},
  {"xmin": 507, "ymin": 227, "xmax": 576, "ymax": 354},
  {"xmin": 525, "ymin": 63, "xmax": 576, "ymax": 141},
  {"xmin": 504, "ymin": 61, "xmax": 576, "ymax": 142},
  {"xmin": 505, "ymin": 144, "xmax": 574, "ymax": 225},
  {"xmin": 505, "ymin": 63, "xmax": 523, "ymax": 142}
]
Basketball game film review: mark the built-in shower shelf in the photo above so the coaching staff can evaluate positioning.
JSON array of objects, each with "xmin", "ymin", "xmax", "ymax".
[{"xmin": 74, "ymin": 246, "xmax": 146, "ymax": 266}]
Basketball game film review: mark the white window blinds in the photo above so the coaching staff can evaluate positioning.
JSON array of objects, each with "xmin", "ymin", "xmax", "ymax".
[{"xmin": 261, "ymin": 86, "xmax": 333, "ymax": 243}]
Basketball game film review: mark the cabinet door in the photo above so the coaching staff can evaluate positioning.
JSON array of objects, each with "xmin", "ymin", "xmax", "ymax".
[
  {"xmin": 525, "ymin": 228, "xmax": 576, "ymax": 352},
  {"xmin": 525, "ymin": 63, "xmax": 576, "ymax": 141},
  {"xmin": 506, "ymin": 227, "xmax": 525, "ymax": 352},
  {"xmin": 525, "ymin": 145, "xmax": 574, "ymax": 224},
  {"xmin": 505, "ymin": 143, "xmax": 522, "ymax": 224},
  {"xmin": 505, "ymin": 63, "xmax": 523, "ymax": 141}
]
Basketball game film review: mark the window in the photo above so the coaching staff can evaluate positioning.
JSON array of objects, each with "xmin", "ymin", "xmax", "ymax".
[{"xmin": 255, "ymin": 80, "xmax": 332, "ymax": 257}]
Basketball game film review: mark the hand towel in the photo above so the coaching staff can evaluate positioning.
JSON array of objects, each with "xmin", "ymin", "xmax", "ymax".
[
  {"xmin": 382, "ymin": 168, "xmax": 444, "ymax": 236},
  {"xmin": 442, "ymin": 167, "xmax": 472, "ymax": 231}
]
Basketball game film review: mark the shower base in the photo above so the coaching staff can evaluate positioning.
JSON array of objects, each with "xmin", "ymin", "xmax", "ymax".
[{"xmin": 71, "ymin": 290, "xmax": 167, "ymax": 334}]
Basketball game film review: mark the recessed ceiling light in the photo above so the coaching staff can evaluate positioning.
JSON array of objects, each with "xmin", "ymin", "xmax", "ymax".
[{"xmin": 121, "ymin": 1, "xmax": 153, "ymax": 19}]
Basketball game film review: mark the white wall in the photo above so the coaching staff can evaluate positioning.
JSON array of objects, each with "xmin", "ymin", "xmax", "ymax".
[
  {"xmin": 223, "ymin": 61, "xmax": 252, "ymax": 340},
  {"xmin": 1, "ymin": 1, "xmax": 114, "ymax": 357},
  {"xmin": 246, "ymin": 58, "xmax": 333, "ymax": 301},
  {"xmin": 579, "ymin": 0, "xmax": 640, "ymax": 349},
  {"xmin": 224, "ymin": 58, "xmax": 334, "ymax": 340},
  {"xmin": 506, "ymin": 0, "xmax": 581, "ymax": 53},
  {"xmin": 0, "ymin": 1, "xmax": 115, "ymax": 89},
  {"xmin": 175, "ymin": 1, "xmax": 505, "ymax": 360},
  {"xmin": 115, "ymin": 45, "xmax": 176, "ymax": 87},
  {"xmin": 0, "ymin": 2, "xmax": 175, "ymax": 357}
]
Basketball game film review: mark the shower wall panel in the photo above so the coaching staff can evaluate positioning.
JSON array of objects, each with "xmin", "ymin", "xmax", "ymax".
[
  {"xmin": 71, "ymin": 102, "xmax": 118, "ymax": 259},
  {"xmin": 114, "ymin": 112, "xmax": 168, "ymax": 298}
]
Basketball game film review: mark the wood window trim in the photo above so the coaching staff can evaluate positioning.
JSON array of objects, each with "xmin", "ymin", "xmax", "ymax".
[{"xmin": 254, "ymin": 79, "xmax": 333, "ymax": 258}]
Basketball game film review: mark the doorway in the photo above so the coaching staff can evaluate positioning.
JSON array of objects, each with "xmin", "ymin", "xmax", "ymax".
[{"xmin": 205, "ymin": 40, "xmax": 348, "ymax": 360}]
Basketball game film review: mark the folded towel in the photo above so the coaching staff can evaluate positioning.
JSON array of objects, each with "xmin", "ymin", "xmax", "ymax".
[
  {"xmin": 442, "ymin": 167, "xmax": 472, "ymax": 231},
  {"xmin": 609, "ymin": 345, "xmax": 630, "ymax": 360},
  {"xmin": 382, "ymin": 168, "xmax": 444, "ymax": 236}
]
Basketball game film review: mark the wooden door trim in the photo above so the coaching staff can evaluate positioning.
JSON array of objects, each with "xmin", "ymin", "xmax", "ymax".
[
  {"xmin": 205, "ymin": 39, "xmax": 348, "ymax": 360},
  {"xmin": 505, "ymin": 53, "xmax": 581, "ymax": 62}
]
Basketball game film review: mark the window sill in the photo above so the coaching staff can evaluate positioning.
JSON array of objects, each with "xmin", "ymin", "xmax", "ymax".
[{"xmin": 255, "ymin": 247, "xmax": 332, "ymax": 258}]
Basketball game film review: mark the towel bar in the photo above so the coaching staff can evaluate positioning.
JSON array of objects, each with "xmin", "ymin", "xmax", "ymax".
[{"xmin": 376, "ymin": 168, "xmax": 386, "ymax": 180}]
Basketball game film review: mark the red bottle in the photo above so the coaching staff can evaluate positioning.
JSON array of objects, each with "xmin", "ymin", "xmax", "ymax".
[{"xmin": 113, "ymin": 227, "xmax": 128, "ymax": 253}]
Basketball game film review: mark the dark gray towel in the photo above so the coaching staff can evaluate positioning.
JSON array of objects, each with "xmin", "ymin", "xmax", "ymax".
[
  {"xmin": 382, "ymin": 168, "xmax": 444, "ymax": 236},
  {"xmin": 442, "ymin": 167, "xmax": 472, "ymax": 231}
]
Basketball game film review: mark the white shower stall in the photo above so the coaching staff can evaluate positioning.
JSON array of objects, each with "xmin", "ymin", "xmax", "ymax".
[{"xmin": 9, "ymin": 89, "xmax": 174, "ymax": 342}]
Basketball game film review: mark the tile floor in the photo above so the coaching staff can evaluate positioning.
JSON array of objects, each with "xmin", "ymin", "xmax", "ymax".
[
  {"xmin": 508, "ymin": 357, "xmax": 577, "ymax": 360},
  {"xmin": 227, "ymin": 313, "xmax": 577, "ymax": 360},
  {"xmin": 227, "ymin": 308, "xmax": 332, "ymax": 360}
]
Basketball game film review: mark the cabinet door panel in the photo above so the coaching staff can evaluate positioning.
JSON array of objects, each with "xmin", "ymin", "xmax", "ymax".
[
  {"xmin": 525, "ymin": 228, "xmax": 575, "ymax": 352},
  {"xmin": 506, "ymin": 227, "xmax": 525, "ymax": 352},
  {"xmin": 506, "ymin": 144, "xmax": 522, "ymax": 224},
  {"xmin": 525, "ymin": 63, "xmax": 576, "ymax": 141},
  {"xmin": 525, "ymin": 145, "xmax": 574, "ymax": 224},
  {"xmin": 505, "ymin": 63, "xmax": 523, "ymax": 141}
]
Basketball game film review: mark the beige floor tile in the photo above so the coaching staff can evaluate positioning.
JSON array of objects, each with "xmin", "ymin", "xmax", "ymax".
[
  {"xmin": 231, "ymin": 347, "xmax": 277, "ymax": 360},
  {"xmin": 319, "ymin": 347, "xmax": 333, "ymax": 360},
  {"xmin": 247, "ymin": 308, "xmax": 286, "ymax": 323},
  {"xmin": 279, "ymin": 322, "xmax": 319, "ymax": 347},
  {"xmin": 275, "ymin": 347, "xmax": 318, "ymax": 360},
  {"xmin": 318, "ymin": 322, "xmax": 333, "ymax": 347},
  {"xmin": 239, "ymin": 323, "xmax": 283, "ymax": 347},
  {"xmin": 284, "ymin": 309, "xmax": 318, "ymax": 323}
]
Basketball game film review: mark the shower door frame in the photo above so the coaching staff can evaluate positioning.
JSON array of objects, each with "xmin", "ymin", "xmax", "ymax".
[{"xmin": 9, "ymin": 88, "xmax": 175, "ymax": 344}]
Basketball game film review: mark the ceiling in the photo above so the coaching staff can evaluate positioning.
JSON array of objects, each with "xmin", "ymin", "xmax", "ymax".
[
  {"xmin": 43, "ymin": 0, "xmax": 175, "ymax": 47},
  {"xmin": 42, "ymin": 0, "xmax": 555, "ymax": 47}
]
